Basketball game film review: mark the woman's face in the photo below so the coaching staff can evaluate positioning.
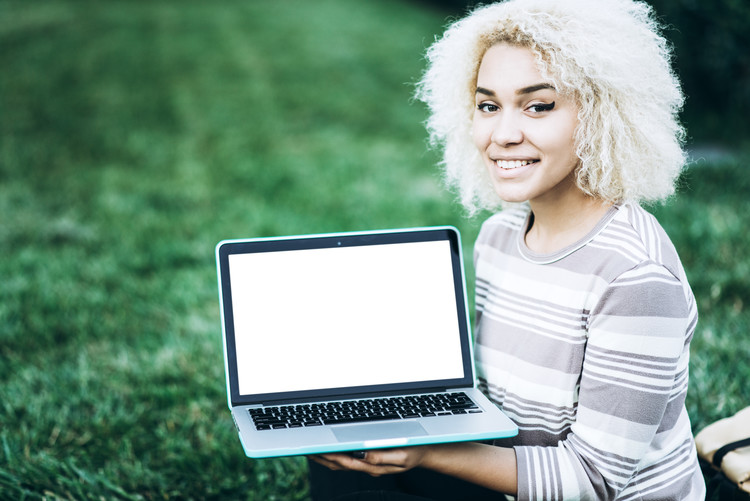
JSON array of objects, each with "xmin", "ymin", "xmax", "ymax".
[{"xmin": 472, "ymin": 44, "xmax": 581, "ymax": 207}]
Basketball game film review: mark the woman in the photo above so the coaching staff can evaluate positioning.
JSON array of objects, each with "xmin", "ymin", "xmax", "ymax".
[{"xmin": 310, "ymin": 0, "xmax": 705, "ymax": 498}]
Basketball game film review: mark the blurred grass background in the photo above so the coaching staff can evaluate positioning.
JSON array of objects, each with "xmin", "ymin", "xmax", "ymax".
[{"xmin": 1, "ymin": 0, "xmax": 748, "ymax": 499}]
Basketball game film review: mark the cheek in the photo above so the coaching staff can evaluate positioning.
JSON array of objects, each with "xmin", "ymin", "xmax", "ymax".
[
  {"xmin": 536, "ymin": 118, "xmax": 578, "ymax": 161},
  {"xmin": 471, "ymin": 116, "xmax": 489, "ymax": 150},
  {"xmin": 556, "ymin": 127, "xmax": 579, "ymax": 163},
  {"xmin": 556, "ymin": 112, "xmax": 580, "ymax": 159}
]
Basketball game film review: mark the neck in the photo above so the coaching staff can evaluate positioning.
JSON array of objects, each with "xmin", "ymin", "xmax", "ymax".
[{"xmin": 525, "ymin": 191, "xmax": 613, "ymax": 254}]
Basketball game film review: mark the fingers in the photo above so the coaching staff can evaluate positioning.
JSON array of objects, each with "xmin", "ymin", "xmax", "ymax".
[
  {"xmin": 359, "ymin": 448, "xmax": 410, "ymax": 467},
  {"xmin": 309, "ymin": 452, "xmax": 369, "ymax": 472},
  {"xmin": 307, "ymin": 452, "xmax": 397, "ymax": 477},
  {"xmin": 308, "ymin": 447, "xmax": 426, "ymax": 477}
]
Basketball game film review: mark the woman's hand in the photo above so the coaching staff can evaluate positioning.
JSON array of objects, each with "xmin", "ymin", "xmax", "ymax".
[
  {"xmin": 310, "ymin": 442, "xmax": 517, "ymax": 494},
  {"xmin": 309, "ymin": 446, "xmax": 432, "ymax": 477}
]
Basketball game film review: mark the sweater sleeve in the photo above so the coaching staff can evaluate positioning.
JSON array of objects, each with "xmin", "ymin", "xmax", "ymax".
[{"xmin": 514, "ymin": 261, "xmax": 695, "ymax": 500}]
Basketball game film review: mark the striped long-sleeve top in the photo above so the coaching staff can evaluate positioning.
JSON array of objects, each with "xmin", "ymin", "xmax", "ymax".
[{"xmin": 474, "ymin": 203, "xmax": 705, "ymax": 500}]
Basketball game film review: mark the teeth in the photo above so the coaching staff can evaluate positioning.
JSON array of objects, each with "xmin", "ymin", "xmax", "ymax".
[{"xmin": 496, "ymin": 160, "xmax": 534, "ymax": 170}]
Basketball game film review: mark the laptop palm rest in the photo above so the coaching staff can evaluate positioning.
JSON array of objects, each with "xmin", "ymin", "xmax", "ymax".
[{"xmin": 332, "ymin": 421, "xmax": 427, "ymax": 443}]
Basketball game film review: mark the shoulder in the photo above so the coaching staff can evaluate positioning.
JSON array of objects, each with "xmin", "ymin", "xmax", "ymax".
[
  {"xmin": 590, "ymin": 204, "xmax": 695, "ymax": 319},
  {"xmin": 597, "ymin": 203, "xmax": 683, "ymax": 278},
  {"xmin": 476, "ymin": 206, "xmax": 529, "ymax": 245},
  {"xmin": 474, "ymin": 206, "xmax": 530, "ymax": 264}
]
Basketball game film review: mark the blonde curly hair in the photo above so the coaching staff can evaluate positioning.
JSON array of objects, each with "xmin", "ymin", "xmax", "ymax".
[{"xmin": 415, "ymin": 0, "xmax": 686, "ymax": 214}]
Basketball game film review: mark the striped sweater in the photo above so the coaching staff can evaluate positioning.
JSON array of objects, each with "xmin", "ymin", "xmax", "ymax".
[{"xmin": 474, "ymin": 204, "xmax": 705, "ymax": 500}]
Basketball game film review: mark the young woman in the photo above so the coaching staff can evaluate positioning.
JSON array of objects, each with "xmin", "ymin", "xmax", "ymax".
[{"xmin": 309, "ymin": 0, "xmax": 705, "ymax": 498}]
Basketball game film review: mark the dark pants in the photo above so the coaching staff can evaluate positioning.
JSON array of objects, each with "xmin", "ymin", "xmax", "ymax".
[{"xmin": 307, "ymin": 458, "xmax": 502, "ymax": 501}]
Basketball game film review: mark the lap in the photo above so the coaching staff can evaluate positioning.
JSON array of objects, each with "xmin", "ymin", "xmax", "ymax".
[{"xmin": 307, "ymin": 458, "xmax": 500, "ymax": 501}]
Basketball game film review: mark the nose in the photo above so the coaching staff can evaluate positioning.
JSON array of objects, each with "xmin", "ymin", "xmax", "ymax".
[{"xmin": 490, "ymin": 112, "xmax": 524, "ymax": 146}]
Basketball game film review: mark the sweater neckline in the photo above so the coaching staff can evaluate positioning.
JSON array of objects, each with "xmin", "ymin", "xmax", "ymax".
[{"xmin": 516, "ymin": 205, "xmax": 621, "ymax": 264}]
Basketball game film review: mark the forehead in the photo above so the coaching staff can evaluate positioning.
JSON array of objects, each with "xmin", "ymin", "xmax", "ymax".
[{"xmin": 475, "ymin": 43, "xmax": 550, "ymax": 90}]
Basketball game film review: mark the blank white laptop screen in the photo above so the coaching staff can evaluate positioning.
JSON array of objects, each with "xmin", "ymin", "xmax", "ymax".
[{"xmin": 227, "ymin": 240, "xmax": 465, "ymax": 397}]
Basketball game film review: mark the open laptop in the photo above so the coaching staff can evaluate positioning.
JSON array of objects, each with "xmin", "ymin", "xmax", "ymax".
[{"xmin": 216, "ymin": 226, "xmax": 517, "ymax": 458}]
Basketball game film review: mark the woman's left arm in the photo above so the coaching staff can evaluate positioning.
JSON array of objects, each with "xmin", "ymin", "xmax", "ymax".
[{"xmin": 512, "ymin": 260, "xmax": 696, "ymax": 499}]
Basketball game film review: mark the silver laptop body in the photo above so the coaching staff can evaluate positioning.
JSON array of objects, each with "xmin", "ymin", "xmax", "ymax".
[{"xmin": 216, "ymin": 226, "xmax": 517, "ymax": 458}]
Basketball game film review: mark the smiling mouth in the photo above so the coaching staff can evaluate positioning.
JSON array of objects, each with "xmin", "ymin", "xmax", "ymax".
[{"xmin": 495, "ymin": 159, "xmax": 539, "ymax": 170}]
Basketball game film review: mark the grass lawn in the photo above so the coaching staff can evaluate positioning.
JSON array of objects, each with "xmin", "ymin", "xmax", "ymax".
[{"xmin": 1, "ymin": 0, "xmax": 748, "ymax": 498}]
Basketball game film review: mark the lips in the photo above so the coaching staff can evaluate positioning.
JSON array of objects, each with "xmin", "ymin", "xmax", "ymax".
[{"xmin": 494, "ymin": 159, "xmax": 539, "ymax": 170}]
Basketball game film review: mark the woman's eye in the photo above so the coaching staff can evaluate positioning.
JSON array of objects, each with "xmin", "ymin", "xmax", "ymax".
[
  {"xmin": 529, "ymin": 102, "xmax": 555, "ymax": 113},
  {"xmin": 477, "ymin": 103, "xmax": 499, "ymax": 113}
]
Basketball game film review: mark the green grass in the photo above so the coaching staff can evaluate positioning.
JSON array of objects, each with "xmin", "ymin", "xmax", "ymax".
[
  {"xmin": 650, "ymin": 163, "xmax": 750, "ymax": 427},
  {"xmin": 1, "ymin": 0, "xmax": 748, "ymax": 499}
]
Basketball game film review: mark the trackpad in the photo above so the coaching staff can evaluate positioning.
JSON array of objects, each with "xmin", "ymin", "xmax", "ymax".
[{"xmin": 332, "ymin": 421, "xmax": 427, "ymax": 443}]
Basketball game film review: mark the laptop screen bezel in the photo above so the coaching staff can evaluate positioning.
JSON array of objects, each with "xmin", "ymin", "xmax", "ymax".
[{"xmin": 216, "ymin": 227, "xmax": 475, "ymax": 407}]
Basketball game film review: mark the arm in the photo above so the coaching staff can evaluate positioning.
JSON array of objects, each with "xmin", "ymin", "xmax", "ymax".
[
  {"xmin": 310, "ymin": 441, "xmax": 518, "ymax": 494},
  {"xmin": 513, "ymin": 262, "xmax": 695, "ymax": 499}
]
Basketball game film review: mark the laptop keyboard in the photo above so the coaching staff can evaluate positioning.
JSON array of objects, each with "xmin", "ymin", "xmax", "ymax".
[{"xmin": 249, "ymin": 392, "xmax": 481, "ymax": 430}]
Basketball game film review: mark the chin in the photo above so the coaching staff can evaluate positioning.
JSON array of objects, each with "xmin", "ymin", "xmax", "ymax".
[{"xmin": 490, "ymin": 185, "xmax": 531, "ymax": 205}]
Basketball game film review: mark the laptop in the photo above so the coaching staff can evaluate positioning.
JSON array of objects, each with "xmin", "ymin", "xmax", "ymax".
[{"xmin": 216, "ymin": 226, "xmax": 517, "ymax": 458}]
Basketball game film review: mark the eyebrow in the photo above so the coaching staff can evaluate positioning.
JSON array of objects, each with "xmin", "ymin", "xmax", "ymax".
[
  {"xmin": 475, "ymin": 83, "xmax": 556, "ymax": 97},
  {"xmin": 517, "ymin": 83, "xmax": 556, "ymax": 95}
]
